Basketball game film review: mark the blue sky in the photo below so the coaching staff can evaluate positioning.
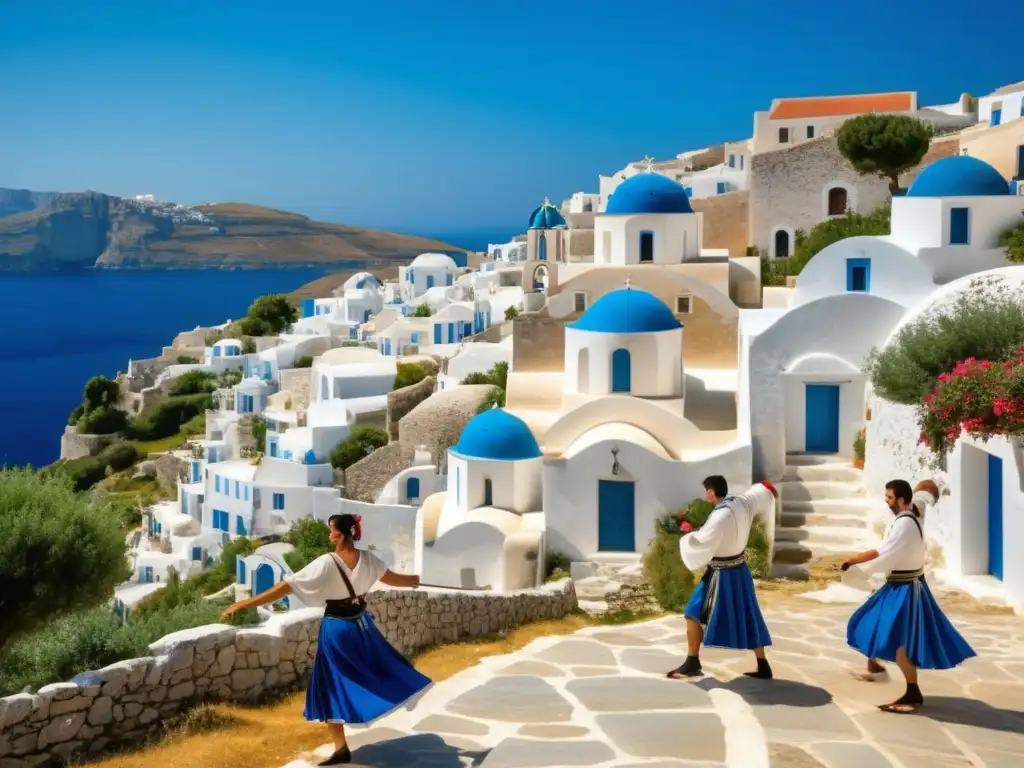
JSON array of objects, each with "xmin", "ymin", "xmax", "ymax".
[{"xmin": 0, "ymin": 0, "xmax": 1019, "ymax": 236}]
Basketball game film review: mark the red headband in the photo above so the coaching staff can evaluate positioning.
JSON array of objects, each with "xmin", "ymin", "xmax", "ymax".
[{"xmin": 353, "ymin": 515, "xmax": 362, "ymax": 541}]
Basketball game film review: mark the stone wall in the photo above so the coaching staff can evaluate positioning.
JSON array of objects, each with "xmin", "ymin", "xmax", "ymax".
[
  {"xmin": 749, "ymin": 135, "xmax": 960, "ymax": 255},
  {"xmin": 398, "ymin": 385, "xmax": 496, "ymax": 471},
  {"xmin": 691, "ymin": 190, "xmax": 749, "ymax": 257},
  {"xmin": 604, "ymin": 583, "xmax": 661, "ymax": 615},
  {"xmin": 386, "ymin": 375, "xmax": 436, "ymax": 440},
  {"xmin": 512, "ymin": 313, "xmax": 571, "ymax": 373},
  {"xmin": 276, "ymin": 368, "xmax": 312, "ymax": 412},
  {"xmin": 126, "ymin": 357, "xmax": 168, "ymax": 393},
  {"xmin": 0, "ymin": 583, "xmax": 577, "ymax": 768},
  {"xmin": 344, "ymin": 442, "xmax": 415, "ymax": 502},
  {"xmin": 59, "ymin": 426, "xmax": 115, "ymax": 460}
]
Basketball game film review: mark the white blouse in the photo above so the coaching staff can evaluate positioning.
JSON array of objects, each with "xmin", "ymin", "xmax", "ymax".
[
  {"xmin": 857, "ymin": 514, "xmax": 926, "ymax": 577},
  {"xmin": 284, "ymin": 550, "xmax": 389, "ymax": 604},
  {"xmin": 679, "ymin": 485, "xmax": 774, "ymax": 571}
]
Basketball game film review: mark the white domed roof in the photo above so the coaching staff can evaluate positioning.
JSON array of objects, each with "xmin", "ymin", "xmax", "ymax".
[
  {"xmin": 343, "ymin": 271, "xmax": 382, "ymax": 291},
  {"xmin": 411, "ymin": 252, "xmax": 457, "ymax": 269}
]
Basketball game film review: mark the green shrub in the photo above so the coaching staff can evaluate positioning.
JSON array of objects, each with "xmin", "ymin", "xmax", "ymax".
[
  {"xmin": 854, "ymin": 427, "xmax": 866, "ymax": 461},
  {"xmin": 760, "ymin": 257, "xmax": 791, "ymax": 287},
  {"xmin": 643, "ymin": 514, "xmax": 697, "ymax": 612},
  {"xmin": 0, "ymin": 470, "xmax": 131, "ymax": 650},
  {"xmin": 128, "ymin": 394, "xmax": 214, "ymax": 441},
  {"xmin": 413, "ymin": 304, "xmax": 432, "ymax": 317},
  {"xmin": 544, "ymin": 551, "xmax": 572, "ymax": 582},
  {"xmin": 84, "ymin": 376, "xmax": 120, "ymax": 410},
  {"xmin": 294, "ymin": 355, "xmax": 314, "ymax": 368},
  {"xmin": 393, "ymin": 362, "xmax": 430, "ymax": 390},
  {"xmin": 0, "ymin": 599, "xmax": 257, "ymax": 696},
  {"xmin": 328, "ymin": 426, "xmax": 390, "ymax": 470},
  {"xmin": 504, "ymin": 306, "xmax": 519, "ymax": 321},
  {"xmin": 53, "ymin": 456, "xmax": 110, "ymax": 492},
  {"xmin": 867, "ymin": 281, "xmax": 1024, "ymax": 404},
  {"xmin": 170, "ymin": 370, "xmax": 218, "ymax": 396},
  {"xmin": 243, "ymin": 294, "xmax": 298, "ymax": 336},
  {"xmin": 283, "ymin": 518, "xmax": 333, "ymax": 572},
  {"xmin": 788, "ymin": 202, "xmax": 891, "ymax": 275},
  {"xmin": 746, "ymin": 516, "xmax": 771, "ymax": 579},
  {"xmin": 100, "ymin": 443, "xmax": 142, "ymax": 472},
  {"xmin": 999, "ymin": 222, "xmax": 1024, "ymax": 263},
  {"xmin": 176, "ymin": 355, "xmax": 199, "ymax": 364},
  {"xmin": 475, "ymin": 387, "xmax": 505, "ymax": 414},
  {"xmin": 340, "ymin": 341, "xmax": 363, "ymax": 347},
  {"xmin": 77, "ymin": 405, "xmax": 128, "ymax": 435},
  {"xmin": 240, "ymin": 336, "xmax": 258, "ymax": 354},
  {"xmin": 204, "ymin": 330, "xmax": 225, "ymax": 346},
  {"xmin": 67, "ymin": 404, "xmax": 85, "ymax": 426},
  {"xmin": 218, "ymin": 370, "xmax": 242, "ymax": 388},
  {"xmin": 250, "ymin": 416, "xmax": 267, "ymax": 449},
  {"xmin": 182, "ymin": 413, "xmax": 207, "ymax": 438},
  {"xmin": 462, "ymin": 361, "xmax": 509, "ymax": 414}
]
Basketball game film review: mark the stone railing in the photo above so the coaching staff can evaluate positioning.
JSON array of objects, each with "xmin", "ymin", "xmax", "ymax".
[{"xmin": 0, "ymin": 581, "xmax": 577, "ymax": 767}]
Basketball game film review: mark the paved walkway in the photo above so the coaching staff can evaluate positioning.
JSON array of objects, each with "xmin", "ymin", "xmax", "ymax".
[{"xmin": 284, "ymin": 599, "xmax": 1024, "ymax": 768}]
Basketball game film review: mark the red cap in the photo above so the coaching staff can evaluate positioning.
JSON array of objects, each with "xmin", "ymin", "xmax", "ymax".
[{"xmin": 761, "ymin": 481, "xmax": 778, "ymax": 498}]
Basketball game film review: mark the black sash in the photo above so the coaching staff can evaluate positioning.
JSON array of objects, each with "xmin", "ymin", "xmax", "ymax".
[{"xmin": 323, "ymin": 554, "xmax": 367, "ymax": 620}]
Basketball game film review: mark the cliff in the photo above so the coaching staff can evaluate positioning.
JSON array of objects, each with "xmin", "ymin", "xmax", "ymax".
[{"xmin": 0, "ymin": 189, "xmax": 465, "ymax": 272}]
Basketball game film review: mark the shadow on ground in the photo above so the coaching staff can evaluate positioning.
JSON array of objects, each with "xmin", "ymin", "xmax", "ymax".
[{"xmin": 348, "ymin": 733, "xmax": 490, "ymax": 767}]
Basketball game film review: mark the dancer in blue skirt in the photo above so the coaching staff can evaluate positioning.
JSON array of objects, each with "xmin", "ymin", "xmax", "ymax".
[
  {"xmin": 841, "ymin": 479, "xmax": 975, "ymax": 714},
  {"xmin": 222, "ymin": 513, "xmax": 431, "ymax": 765},
  {"xmin": 667, "ymin": 476, "xmax": 777, "ymax": 680}
]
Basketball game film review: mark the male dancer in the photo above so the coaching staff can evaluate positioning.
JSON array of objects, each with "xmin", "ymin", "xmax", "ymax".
[
  {"xmin": 842, "ymin": 479, "xmax": 975, "ymax": 713},
  {"xmin": 668, "ymin": 476, "xmax": 777, "ymax": 680}
]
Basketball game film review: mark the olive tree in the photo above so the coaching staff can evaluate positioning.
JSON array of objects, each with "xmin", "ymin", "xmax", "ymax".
[
  {"xmin": 836, "ymin": 114, "xmax": 932, "ymax": 194},
  {"xmin": 0, "ymin": 469, "xmax": 131, "ymax": 649}
]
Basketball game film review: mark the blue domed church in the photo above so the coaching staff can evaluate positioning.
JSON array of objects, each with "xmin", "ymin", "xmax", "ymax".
[{"xmin": 526, "ymin": 197, "xmax": 567, "ymax": 263}]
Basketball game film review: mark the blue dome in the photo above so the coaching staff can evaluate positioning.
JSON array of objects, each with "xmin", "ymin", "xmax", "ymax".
[
  {"xmin": 355, "ymin": 274, "xmax": 380, "ymax": 289},
  {"xmin": 452, "ymin": 408, "xmax": 542, "ymax": 461},
  {"xmin": 528, "ymin": 199, "xmax": 566, "ymax": 229},
  {"xmin": 570, "ymin": 289, "xmax": 683, "ymax": 334},
  {"xmin": 606, "ymin": 173, "xmax": 694, "ymax": 215},
  {"xmin": 907, "ymin": 156, "xmax": 1009, "ymax": 198}
]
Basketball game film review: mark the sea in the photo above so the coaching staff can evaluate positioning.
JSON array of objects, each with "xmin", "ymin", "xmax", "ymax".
[{"xmin": 0, "ymin": 228, "xmax": 513, "ymax": 468}]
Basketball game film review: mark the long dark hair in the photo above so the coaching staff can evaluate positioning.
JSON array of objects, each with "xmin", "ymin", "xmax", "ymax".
[{"xmin": 328, "ymin": 513, "xmax": 362, "ymax": 542}]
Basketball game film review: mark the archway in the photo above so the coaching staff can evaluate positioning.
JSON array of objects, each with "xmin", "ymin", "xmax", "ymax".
[
  {"xmin": 611, "ymin": 349, "xmax": 631, "ymax": 393},
  {"xmin": 532, "ymin": 264, "xmax": 549, "ymax": 293},
  {"xmin": 827, "ymin": 187, "xmax": 848, "ymax": 216},
  {"xmin": 774, "ymin": 229, "xmax": 791, "ymax": 259},
  {"xmin": 254, "ymin": 563, "xmax": 274, "ymax": 596}
]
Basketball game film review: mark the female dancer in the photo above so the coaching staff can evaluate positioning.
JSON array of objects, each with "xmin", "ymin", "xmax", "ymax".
[{"xmin": 221, "ymin": 513, "xmax": 431, "ymax": 765}]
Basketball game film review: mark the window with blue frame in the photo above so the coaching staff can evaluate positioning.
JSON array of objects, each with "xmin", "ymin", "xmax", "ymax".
[
  {"xmin": 192, "ymin": 546, "xmax": 202, "ymax": 561},
  {"xmin": 236, "ymin": 516, "xmax": 246, "ymax": 536},
  {"xmin": 949, "ymin": 207, "xmax": 970, "ymax": 244},
  {"xmin": 212, "ymin": 509, "xmax": 230, "ymax": 531},
  {"xmin": 716, "ymin": 182, "xmax": 726, "ymax": 194},
  {"xmin": 846, "ymin": 258, "xmax": 871, "ymax": 292},
  {"xmin": 728, "ymin": 154, "xmax": 735, "ymax": 168},
  {"xmin": 406, "ymin": 476, "xmax": 420, "ymax": 500},
  {"xmin": 215, "ymin": 475, "xmax": 221, "ymax": 493},
  {"xmin": 235, "ymin": 480, "xmax": 240, "ymax": 499},
  {"xmin": 273, "ymin": 493, "xmax": 285, "ymax": 510},
  {"xmin": 244, "ymin": 484, "xmax": 250, "ymax": 501},
  {"xmin": 411, "ymin": 332, "xmax": 419, "ymax": 344}
]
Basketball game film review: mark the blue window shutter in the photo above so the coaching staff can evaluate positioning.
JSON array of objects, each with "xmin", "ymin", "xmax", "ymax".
[
  {"xmin": 845, "ymin": 258, "xmax": 871, "ymax": 292},
  {"xmin": 950, "ymin": 207, "xmax": 970, "ymax": 244}
]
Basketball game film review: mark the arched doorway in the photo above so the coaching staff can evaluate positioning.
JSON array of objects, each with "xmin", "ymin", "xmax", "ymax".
[
  {"xmin": 611, "ymin": 349, "xmax": 631, "ymax": 393},
  {"xmin": 532, "ymin": 264, "xmax": 549, "ymax": 293},
  {"xmin": 538, "ymin": 233, "xmax": 548, "ymax": 261},
  {"xmin": 827, "ymin": 187, "xmax": 848, "ymax": 216},
  {"xmin": 774, "ymin": 229, "xmax": 791, "ymax": 259},
  {"xmin": 254, "ymin": 563, "xmax": 274, "ymax": 596}
]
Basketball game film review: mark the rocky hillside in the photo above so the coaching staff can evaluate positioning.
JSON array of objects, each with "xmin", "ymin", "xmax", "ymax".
[{"xmin": 0, "ymin": 188, "xmax": 465, "ymax": 272}]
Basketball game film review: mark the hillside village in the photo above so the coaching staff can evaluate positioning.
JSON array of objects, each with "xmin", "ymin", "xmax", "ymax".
[{"xmin": 6, "ymin": 81, "xmax": 1024, "ymax": 767}]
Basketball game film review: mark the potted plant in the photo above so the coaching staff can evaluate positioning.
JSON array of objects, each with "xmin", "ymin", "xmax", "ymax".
[{"xmin": 853, "ymin": 427, "xmax": 866, "ymax": 469}]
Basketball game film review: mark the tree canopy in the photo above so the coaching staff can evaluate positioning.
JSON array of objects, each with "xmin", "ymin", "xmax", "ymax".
[
  {"xmin": 836, "ymin": 114, "xmax": 931, "ymax": 193},
  {"xmin": 329, "ymin": 426, "xmax": 390, "ymax": 470},
  {"xmin": 283, "ymin": 518, "xmax": 333, "ymax": 572},
  {"xmin": 236, "ymin": 294, "xmax": 299, "ymax": 336},
  {"xmin": 0, "ymin": 469, "xmax": 131, "ymax": 649},
  {"xmin": 998, "ymin": 221, "xmax": 1024, "ymax": 263}
]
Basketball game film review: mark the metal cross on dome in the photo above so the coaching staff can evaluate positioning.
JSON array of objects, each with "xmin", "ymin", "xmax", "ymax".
[
  {"xmin": 542, "ymin": 196, "xmax": 552, "ymax": 207},
  {"xmin": 624, "ymin": 273, "xmax": 632, "ymax": 290},
  {"xmin": 641, "ymin": 155, "xmax": 655, "ymax": 172}
]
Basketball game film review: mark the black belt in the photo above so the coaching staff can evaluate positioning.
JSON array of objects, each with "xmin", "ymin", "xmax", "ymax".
[
  {"xmin": 708, "ymin": 552, "xmax": 746, "ymax": 570},
  {"xmin": 886, "ymin": 568, "xmax": 924, "ymax": 585},
  {"xmin": 324, "ymin": 598, "xmax": 367, "ymax": 620}
]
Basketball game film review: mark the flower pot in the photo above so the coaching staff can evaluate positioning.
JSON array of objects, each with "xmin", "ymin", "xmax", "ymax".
[{"xmin": 853, "ymin": 457, "xmax": 865, "ymax": 470}]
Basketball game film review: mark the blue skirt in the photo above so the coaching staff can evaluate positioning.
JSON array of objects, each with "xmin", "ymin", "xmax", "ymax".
[
  {"xmin": 847, "ymin": 578, "xmax": 976, "ymax": 670},
  {"xmin": 684, "ymin": 563, "xmax": 773, "ymax": 650},
  {"xmin": 305, "ymin": 612, "xmax": 433, "ymax": 725}
]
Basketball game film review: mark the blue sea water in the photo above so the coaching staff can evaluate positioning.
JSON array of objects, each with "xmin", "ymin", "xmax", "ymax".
[{"xmin": 0, "ymin": 269, "xmax": 329, "ymax": 468}]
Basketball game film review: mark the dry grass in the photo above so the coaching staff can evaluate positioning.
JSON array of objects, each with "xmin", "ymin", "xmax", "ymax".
[{"xmin": 75, "ymin": 613, "xmax": 605, "ymax": 768}]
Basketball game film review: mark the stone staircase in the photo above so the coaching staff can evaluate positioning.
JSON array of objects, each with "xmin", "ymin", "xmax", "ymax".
[
  {"xmin": 771, "ymin": 454, "xmax": 877, "ymax": 579},
  {"xmin": 570, "ymin": 556, "xmax": 645, "ymax": 614}
]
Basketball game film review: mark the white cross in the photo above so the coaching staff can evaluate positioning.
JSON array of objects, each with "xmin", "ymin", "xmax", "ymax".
[
  {"xmin": 641, "ymin": 155, "xmax": 655, "ymax": 172},
  {"xmin": 624, "ymin": 273, "xmax": 632, "ymax": 289},
  {"xmin": 542, "ymin": 196, "xmax": 552, "ymax": 207}
]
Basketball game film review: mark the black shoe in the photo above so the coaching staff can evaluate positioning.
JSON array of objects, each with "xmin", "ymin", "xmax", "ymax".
[
  {"xmin": 319, "ymin": 745, "xmax": 352, "ymax": 765},
  {"xmin": 744, "ymin": 658, "xmax": 773, "ymax": 680},
  {"xmin": 879, "ymin": 683, "xmax": 924, "ymax": 714},
  {"xmin": 667, "ymin": 655, "xmax": 703, "ymax": 678}
]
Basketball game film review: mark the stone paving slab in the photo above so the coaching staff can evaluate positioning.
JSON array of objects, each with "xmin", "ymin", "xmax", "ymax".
[{"xmin": 283, "ymin": 600, "xmax": 1024, "ymax": 767}]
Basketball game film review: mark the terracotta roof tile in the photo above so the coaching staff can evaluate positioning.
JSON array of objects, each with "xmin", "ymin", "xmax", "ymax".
[{"xmin": 770, "ymin": 92, "xmax": 914, "ymax": 120}]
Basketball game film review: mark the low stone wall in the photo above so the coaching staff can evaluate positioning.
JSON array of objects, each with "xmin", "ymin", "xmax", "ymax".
[
  {"xmin": 0, "ymin": 582, "xmax": 577, "ymax": 767},
  {"xmin": 59, "ymin": 426, "xmax": 115, "ymax": 460},
  {"xmin": 344, "ymin": 442, "xmax": 415, "ymax": 502},
  {"xmin": 386, "ymin": 375, "xmax": 436, "ymax": 440},
  {"xmin": 604, "ymin": 583, "xmax": 661, "ymax": 615}
]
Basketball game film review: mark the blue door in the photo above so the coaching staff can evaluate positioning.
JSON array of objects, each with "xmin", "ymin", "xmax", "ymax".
[
  {"xmin": 598, "ymin": 480, "xmax": 636, "ymax": 552},
  {"xmin": 992, "ymin": 108, "xmax": 1002, "ymax": 127},
  {"xmin": 611, "ymin": 349, "xmax": 631, "ymax": 393},
  {"xmin": 538, "ymin": 233, "xmax": 547, "ymax": 261},
  {"xmin": 254, "ymin": 564, "xmax": 275, "ymax": 596},
  {"xmin": 804, "ymin": 384, "xmax": 840, "ymax": 453},
  {"xmin": 447, "ymin": 323, "xmax": 455, "ymax": 343},
  {"xmin": 988, "ymin": 453, "xmax": 1004, "ymax": 580},
  {"xmin": 950, "ymin": 208, "xmax": 970, "ymax": 245},
  {"xmin": 269, "ymin": 439, "xmax": 278, "ymax": 458},
  {"xmin": 434, "ymin": 324, "xmax": 442, "ymax": 344},
  {"xmin": 484, "ymin": 478, "xmax": 493, "ymax": 506},
  {"xmin": 237, "ymin": 559, "xmax": 247, "ymax": 585},
  {"xmin": 301, "ymin": 298, "xmax": 315, "ymax": 318},
  {"xmin": 406, "ymin": 477, "xmax": 420, "ymax": 500},
  {"xmin": 427, "ymin": 275, "xmax": 435, "ymax": 289}
]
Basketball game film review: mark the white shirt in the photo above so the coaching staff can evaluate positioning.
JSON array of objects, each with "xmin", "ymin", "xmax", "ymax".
[
  {"xmin": 859, "ymin": 513, "xmax": 926, "ymax": 577},
  {"xmin": 284, "ymin": 550, "xmax": 389, "ymax": 605},
  {"xmin": 679, "ymin": 485, "xmax": 774, "ymax": 571}
]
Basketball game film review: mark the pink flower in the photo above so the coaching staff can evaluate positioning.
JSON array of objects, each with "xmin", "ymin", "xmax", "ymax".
[{"xmin": 680, "ymin": 521, "xmax": 694, "ymax": 533}]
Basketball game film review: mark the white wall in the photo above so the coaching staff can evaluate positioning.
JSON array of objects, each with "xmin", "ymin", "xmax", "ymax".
[
  {"xmin": 563, "ymin": 327, "xmax": 684, "ymax": 399},
  {"xmin": 443, "ymin": 454, "xmax": 543, "ymax": 521},
  {"xmin": 594, "ymin": 212, "xmax": 701, "ymax": 265},
  {"xmin": 793, "ymin": 236, "xmax": 935, "ymax": 308},
  {"xmin": 890, "ymin": 195, "xmax": 1022, "ymax": 256},
  {"xmin": 979, "ymin": 90, "xmax": 1024, "ymax": 126},
  {"xmin": 748, "ymin": 294, "xmax": 907, "ymax": 479},
  {"xmin": 331, "ymin": 498, "xmax": 419, "ymax": 573}
]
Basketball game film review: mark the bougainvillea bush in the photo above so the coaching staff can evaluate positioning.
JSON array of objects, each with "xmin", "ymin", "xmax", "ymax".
[{"xmin": 917, "ymin": 351, "xmax": 1024, "ymax": 454}]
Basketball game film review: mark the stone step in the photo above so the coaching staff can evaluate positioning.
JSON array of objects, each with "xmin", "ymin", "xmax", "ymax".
[
  {"xmin": 779, "ymin": 510, "xmax": 869, "ymax": 529},
  {"xmin": 777, "ymin": 480, "xmax": 865, "ymax": 502},
  {"xmin": 774, "ymin": 525, "xmax": 870, "ymax": 548},
  {"xmin": 783, "ymin": 463, "xmax": 863, "ymax": 482},
  {"xmin": 769, "ymin": 562, "xmax": 809, "ymax": 580},
  {"xmin": 781, "ymin": 498, "xmax": 874, "ymax": 516},
  {"xmin": 772, "ymin": 540, "xmax": 851, "ymax": 565},
  {"xmin": 784, "ymin": 453, "xmax": 843, "ymax": 466}
]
